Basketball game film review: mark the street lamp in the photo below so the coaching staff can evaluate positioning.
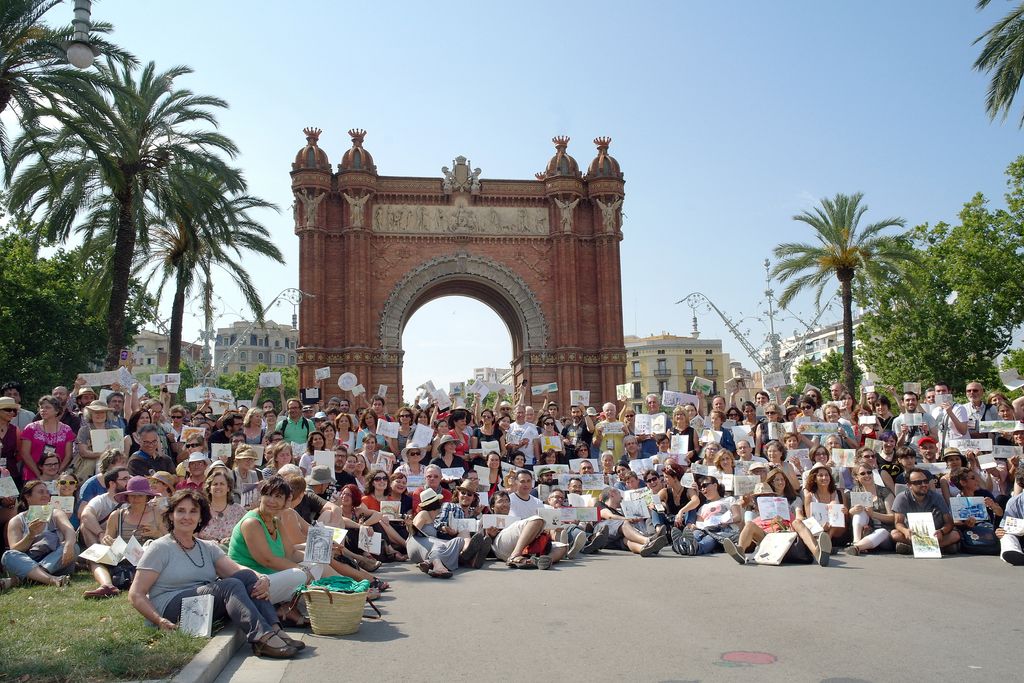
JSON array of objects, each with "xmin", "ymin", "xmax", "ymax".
[{"xmin": 66, "ymin": 0, "xmax": 98, "ymax": 69}]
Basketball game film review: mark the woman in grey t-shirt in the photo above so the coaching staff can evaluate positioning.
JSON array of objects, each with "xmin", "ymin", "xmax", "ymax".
[{"xmin": 129, "ymin": 489, "xmax": 303, "ymax": 659}]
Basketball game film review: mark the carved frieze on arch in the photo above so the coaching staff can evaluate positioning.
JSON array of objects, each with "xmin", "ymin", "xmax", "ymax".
[{"xmin": 378, "ymin": 253, "xmax": 549, "ymax": 354}]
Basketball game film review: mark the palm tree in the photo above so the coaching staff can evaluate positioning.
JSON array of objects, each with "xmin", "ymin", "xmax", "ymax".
[
  {"xmin": 771, "ymin": 193, "xmax": 916, "ymax": 392},
  {"xmin": 6, "ymin": 59, "xmax": 238, "ymax": 369},
  {"xmin": 974, "ymin": 0, "xmax": 1024, "ymax": 125},
  {"xmin": 0, "ymin": 0, "xmax": 135, "ymax": 169},
  {"xmin": 146, "ymin": 166, "xmax": 282, "ymax": 374}
]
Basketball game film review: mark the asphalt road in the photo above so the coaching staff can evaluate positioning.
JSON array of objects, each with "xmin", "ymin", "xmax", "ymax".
[{"xmin": 214, "ymin": 548, "xmax": 1018, "ymax": 683}]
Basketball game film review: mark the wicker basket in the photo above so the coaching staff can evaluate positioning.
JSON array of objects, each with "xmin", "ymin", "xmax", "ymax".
[{"xmin": 301, "ymin": 587, "xmax": 368, "ymax": 636}]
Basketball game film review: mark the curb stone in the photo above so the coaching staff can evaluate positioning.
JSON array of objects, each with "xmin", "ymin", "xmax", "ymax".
[{"xmin": 157, "ymin": 627, "xmax": 244, "ymax": 683}]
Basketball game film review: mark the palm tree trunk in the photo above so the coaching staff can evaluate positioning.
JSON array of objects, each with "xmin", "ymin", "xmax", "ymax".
[
  {"xmin": 167, "ymin": 265, "xmax": 187, "ymax": 375},
  {"xmin": 104, "ymin": 189, "xmax": 137, "ymax": 369},
  {"xmin": 839, "ymin": 273, "xmax": 856, "ymax": 393}
]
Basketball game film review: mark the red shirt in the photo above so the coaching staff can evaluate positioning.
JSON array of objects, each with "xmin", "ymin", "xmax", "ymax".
[{"xmin": 412, "ymin": 486, "xmax": 452, "ymax": 513}]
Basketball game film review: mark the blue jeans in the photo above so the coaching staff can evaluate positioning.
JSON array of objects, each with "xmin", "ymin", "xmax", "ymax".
[
  {"xmin": 161, "ymin": 570, "xmax": 277, "ymax": 643},
  {"xmin": 691, "ymin": 529, "xmax": 721, "ymax": 555},
  {"xmin": 2, "ymin": 543, "xmax": 78, "ymax": 580}
]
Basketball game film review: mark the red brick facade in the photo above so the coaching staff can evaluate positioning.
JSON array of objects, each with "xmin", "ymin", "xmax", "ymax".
[{"xmin": 290, "ymin": 128, "xmax": 626, "ymax": 407}]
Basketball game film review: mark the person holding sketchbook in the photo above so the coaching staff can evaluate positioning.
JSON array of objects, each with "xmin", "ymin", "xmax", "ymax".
[
  {"xmin": 2, "ymin": 480, "xmax": 78, "ymax": 587},
  {"xmin": 843, "ymin": 465, "xmax": 896, "ymax": 556},
  {"xmin": 996, "ymin": 469, "xmax": 1024, "ymax": 565},
  {"xmin": 131, "ymin": 488, "xmax": 303, "ymax": 659},
  {"xmin": 891, "ymin": 468, "xmax": 960, "ymax": 555}
]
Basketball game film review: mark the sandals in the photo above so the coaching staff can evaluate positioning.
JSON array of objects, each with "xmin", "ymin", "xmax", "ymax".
[
  {"xmin": 363, "ymin": 559, "xmax": 383, "ymax": 572},
  {"xmin": 426, "ymin": 568, "xmax": 453, "ymax": 579},
  {"xmin": 506, "ymin": 555, "xmax": 537, "ymax": 569},
  {"xmin": 417, "ymin": 561, "xmax": 431, "ymax": 575},
  {"xmin": 369, "ymin": 578, "xmax": 390, "ymax": 592},
  {"xmin": 0, "ymin": 576, "xmax": 20, "ymax": 593},
  {"xmin": 279, "ymin": 610, "xmax": 310, "ymax": 629},
  {"xmin": 54, "ymin": 575, "xmax": 72, "ymax": 588}
]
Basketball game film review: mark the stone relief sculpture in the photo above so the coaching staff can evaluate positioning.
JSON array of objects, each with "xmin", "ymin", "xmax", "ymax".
[
  {"xmin": 294, "ymin": 189, "xmax": 326, "ymax": 229},
  {"xmin": 372, "ymin": 204, "xmax": 548, "ymax": 235},
  {"xmin": 553, "ymin": 197, "xmax": 581, "ymax": 232},
  {"xmin": 343, "ymin": 192, "xmax": 370, "ymax": 228},
  {"xmin": 596, "ymin": 197, "xmax": 623, "ymax": 233}
]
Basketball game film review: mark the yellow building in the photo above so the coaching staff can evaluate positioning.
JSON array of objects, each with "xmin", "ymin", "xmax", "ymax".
[{"xmin": 623, "ymin": 333, "xmax": 731, "ymax": 413}]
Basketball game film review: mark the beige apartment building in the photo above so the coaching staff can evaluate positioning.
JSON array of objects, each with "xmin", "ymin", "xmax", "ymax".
[{"xmin": 623, "ymin": 333, "xmax": 731, "ymax": 413}]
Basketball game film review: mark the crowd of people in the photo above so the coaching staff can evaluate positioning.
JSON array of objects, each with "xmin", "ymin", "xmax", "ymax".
[{"xmin": 3, "ymin": 374, "xmax": 1024, "ymax": 661}]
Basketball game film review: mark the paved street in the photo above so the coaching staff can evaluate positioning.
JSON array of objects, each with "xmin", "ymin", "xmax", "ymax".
[{"xmin": 214, "ymin": 550, "xmax": 1017, "ymax": 683}]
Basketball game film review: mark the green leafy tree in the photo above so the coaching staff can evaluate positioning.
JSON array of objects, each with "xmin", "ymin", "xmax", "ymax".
[
  {"xmin": 0, "ymin": 228, "xmax": 106, "ymax": 399},
  {"xmin": 213, "ymin": 366, "xmax": 298, "ymax": 412},
  {"xmin": 0, "ymin": 0, "xmax": 135, "ymax": 168},
  {"xmin": 6, "ymin": 60, "xmax": 238, "ymax": 369},
  {"xmin": 772, "ymin": 193, "xmax": 917, "ymax": 393},
  {"xmin": 81, "ymin": 164, "xmax": 281, "ymax": 375},
  {"xmin": 859, "ymin": 158, "xmax": 1024, "ymax": 389},
  {"xmin": 974, "ymin": 0, "xmax": 1024, "ymax": 126},
  {"xmin": 792, "ymin": 350, "xmax": 861, "ymax": 397}
]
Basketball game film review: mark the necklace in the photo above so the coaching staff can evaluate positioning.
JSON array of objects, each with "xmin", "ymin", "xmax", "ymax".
[
  {"xmin": 211, "ymin": 500, "xmax": 228, "ymax": 518},
  {"xmin": 173, "ymin": 534, "xmax": 206, "ymax": 568}
]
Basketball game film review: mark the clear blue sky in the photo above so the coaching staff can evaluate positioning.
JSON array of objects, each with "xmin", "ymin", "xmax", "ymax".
[{"xmin": 76, "ymin": 1, "xmax": 1023, "ymax": 401}]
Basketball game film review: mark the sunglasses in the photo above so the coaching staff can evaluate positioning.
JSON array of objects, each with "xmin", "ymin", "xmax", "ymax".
[
  {"xmin": 372, "ymin": 476, "xmax": 388, "ymax": 482},
  {"xmin": 645, "ymin": 477, "xmax": 660, "ymax": 483},
  {"xmin": 908, "ymin": 480, "xmax": 929, "ymax": 486},
  {"xmin": 0, "ymin": 408, "xmax": 17, "ymax": 413},
  {"xmin": 698, "ymin": 483, "xmax": 712, "ymax": 489},
  {"xmin": 57, "ymin": 479, "xmax": 77, "ymax": 485}
]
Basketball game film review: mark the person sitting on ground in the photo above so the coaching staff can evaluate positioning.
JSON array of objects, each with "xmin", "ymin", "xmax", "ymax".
[
  {"xmin": 595, "ymin": 486, "xmax": 668, "ymax": 558},
  {"xmin": 670, "ymin": 476, "xmax": 741, "ymax": 556},
  {"xmin": 80, "ymin": 466, "xmax": 132, "ymax": 545},
  {"xmin": 843, "ymin": 463, "xmax": 896, "ymax": 556},
  {"xmin": 891, "ymin": 468, "xmax": 961, "ymax": 556},
  {"xmin": 542, "ymin": 489, "xmax": 591, "ymax": 559},
  {"xmin": 406, "ymin": 487, "xmax": 490, "ymax": 577},
  {"xmin": 996, "ymin": 469, "xmax": 1024, "ymax": 566},
  {"xmin": 721, "ymin": 482, "xmax": 833, "ymax": 567},
  {"xmin": 130, "ymin": 489, "xmax": 303, "ymax": 659},
  {"xmin": 803, "ymin": 463, "xmax": 847, "ymax": 546},
  {"xmin": 1, "ymin": 479, "xmax": 78, "ymax": 589},
  {"xmin": 198, "ymin": 468, "xmax": 246, "ymax": 547},
  {"xmin": 949, "ymin": 466, "xmax": 1002, "ymax": 555},
  {"xmin": 84, "ymin": 475, "xmax": 165, "ymax": 599}
]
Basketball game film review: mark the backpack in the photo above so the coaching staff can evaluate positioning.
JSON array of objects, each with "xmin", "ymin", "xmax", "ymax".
[{"xmin": 276, "ymin": 417, "xmax": 312, "ymax": 437}]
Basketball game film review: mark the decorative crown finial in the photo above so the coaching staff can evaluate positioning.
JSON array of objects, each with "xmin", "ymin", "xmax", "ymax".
[
  {"xmin": 348, "ymin": 129, "xmax": 367, "ymax": 147},
  {"xmin": 552, "ymin": 135, "xmax": 570, "ymax": 149},
  {"xmin": 535, "ymin": 171, "xmax": 547, "ymax": 181},
  {"xmin": 593, "ymin": 136, "xmax": 611, "ymax": 150},
  {"xmin": 303, "ymin": 127, "xmax": 322, "ymax": 144}
]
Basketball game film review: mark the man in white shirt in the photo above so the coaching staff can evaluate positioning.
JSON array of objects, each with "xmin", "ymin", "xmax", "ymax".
[
  {"xmin": 962, "ymin": 381, "xmax": 997, "ymax": 437},
  {"xmin": 508, "ymin": 470, "xmax": 543, "ymax": 518},
  {"xmin": 505, "ymin": 406, "xmax": 539, "ymax": 464},
  {"xmin": 79, "ymin": 466, "xmax": 131, "ymax": 545},
  {"xmin": 930, "ymin": 382, "xmax": 969, "ymax": 447},
  {"xmin": 892, "ymin": 391, "xmax": 936, "ymax": 451}
]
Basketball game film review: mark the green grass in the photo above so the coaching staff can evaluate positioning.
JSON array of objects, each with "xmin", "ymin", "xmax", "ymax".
[{"xmin": 0, "ymin": 572, "xmax": 207, "ymax": 682}]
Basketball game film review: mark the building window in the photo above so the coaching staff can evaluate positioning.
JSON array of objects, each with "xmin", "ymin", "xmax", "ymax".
[
  {"xmin": 275, "ymin": 354, "xmax": 285, "ymax": 364},
  {"xmin": 631, "ymin": 361, "xmax": 640, "ymax": 378},
  {"xmin": 685, "ymin": 359, "xmax": 694, "ymax": 373},
  {"xmin": 257, "ymin": 352, "xmax": 264, "ymax": 361},
  {"xmin": 240, "ymin": 351, "xmax": 247, "ymax": 362},
  {"xmin": 631, "ymin": 351, "xmax": 638, "ymax": 357},
  {"xmin": 706, "ymin": 359, "xmax": 714, "ymax": 373},
  {"xmin": 239, "ymin": 365, "xmax": 246, "ymax": 372},
  {"xmin": 275, "ymin": 340, "xmax": 280, "ymax": 347},
  {"xmin": 632, "ymin": 382, "xmax": 642, "ymax": 399},
  {"xmin": 289, "ymin": 355, "xmax": 295, "ymax": 364},
  {"xmin": 656, "ymin": 350, "xmax": 665, "ymax": 355},
  {"xmin": 706, "ymin": 349, "xmax": 713, "ymax": 354},
  {"xmin": 146, "ymin": 358, "xmax": 152, "ymax": 365},
  {"xmin": 657, "ymin": 359, "xmax": 667, "ymax": 372},
  {"xmin": 136, "ymin": 345, "xmax": 145, "ymax": 353},
  {"xmin": 658, "ymin": 380, "xmax": 668, "ymax": 393},
  {"xmin": 685, "ymin": 349, "xmax": 692, "ymax": 355}
]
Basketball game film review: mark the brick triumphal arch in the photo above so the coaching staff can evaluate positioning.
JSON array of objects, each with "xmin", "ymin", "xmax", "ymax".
[{"xmin": 290, "ymin": 128, "xmax": 626, "ymax": 406}]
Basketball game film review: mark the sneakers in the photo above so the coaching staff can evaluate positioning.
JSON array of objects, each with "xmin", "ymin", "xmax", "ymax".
[
  {"xmin": 814, "ymin": 532, "xmax": 831, "ymax": 567},
  {"xmin": 844, "ymin": 544, "xmax": 861, "ymax": 557},
  {"xmin": 459, "ymin": 532, "xmax": 489, "ymax": 567},
  {"xmin": 582, "ymin": 525, "xmax": 610, "ymax": 554},
  {"xmin": 566, "ymin": 529, "xmax": 588, "ymax": 560},
  {"xmin": 640, "ymin": 533, "xmax": 669, "ymax": 557},
  {"xmin": 471, "ymin": 536, "xmax": 493, "ymax": 569},
  {"xmin": 895, "ymin": 542, "xmax": 913, "ymax": 555},
  {"xmin": 1002, "ymin": 550, "xmax": 1024, "ymax": 566},
  {"xmin": 722, "ymin": 537, "xmax": 747, "ymax": 566}
]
